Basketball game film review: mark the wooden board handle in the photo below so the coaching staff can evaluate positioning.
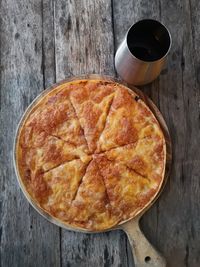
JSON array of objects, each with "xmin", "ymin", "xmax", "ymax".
[{"xmin": 121, "ymin": 219, "xmax": 166, "ymax": 267}]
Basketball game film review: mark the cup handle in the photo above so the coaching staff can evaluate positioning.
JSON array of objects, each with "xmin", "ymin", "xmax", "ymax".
[{"xmin": 121, "ymin": 218, "xmax": 166, "ymax": 267}]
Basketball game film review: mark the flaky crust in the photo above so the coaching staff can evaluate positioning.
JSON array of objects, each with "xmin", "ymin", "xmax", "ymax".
[{"xmin": 16, "ymin": 79, "xmax": 166, "ymax": 231}]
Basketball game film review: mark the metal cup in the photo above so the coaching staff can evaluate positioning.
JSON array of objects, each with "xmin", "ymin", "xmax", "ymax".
[{"xmin": 115, "ymin": 19, "xmax": 172, "ymax": 85}]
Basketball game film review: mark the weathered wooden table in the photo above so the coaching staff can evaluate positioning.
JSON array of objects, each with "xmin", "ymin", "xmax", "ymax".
[{"xmin": 1, "ymin": 0, "xmax": 200, "ymax": 266}]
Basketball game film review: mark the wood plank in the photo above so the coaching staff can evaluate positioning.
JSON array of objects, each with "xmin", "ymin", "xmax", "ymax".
[
  {"xmin": 153, "ymin": 0, "xmax": 200, "ymax": 266},
  {"xmin": 113, "ymin": 0, "xmax": 200, "ymax": 266},
  {"xmin": 1, "ymin": 0, "xmax": 199, "ymax": 266},
  {"xmin": 0, "ymin": 1, "xmax": 60, "ymax": 266},
  {"xmin": 112, "ymin": 2, "xmax": 161, "ymax": 265},
  {"xmin": 54, "ymin": 0, "xmax": 115, "ymax": 79},
  {"xmin": 54, "ymin": 0, "xmax": 130, "ymax": 266},
  {"xmin": 42, "ymin": 0, "xmax": 57, "ymax": 87}
]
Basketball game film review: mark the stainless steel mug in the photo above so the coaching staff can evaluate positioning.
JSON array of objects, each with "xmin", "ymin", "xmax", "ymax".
[{"xmin": 115, "ymin": 19, "xmax": 172, "ymax": 85}]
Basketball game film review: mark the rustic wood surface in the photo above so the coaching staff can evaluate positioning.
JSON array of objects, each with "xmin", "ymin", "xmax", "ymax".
[{"xmin": 0, "ymin": 0, "xmax": 200, "ymax": 266}]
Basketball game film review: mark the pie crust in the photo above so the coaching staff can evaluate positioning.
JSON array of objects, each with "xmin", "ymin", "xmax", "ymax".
[{"xmin": 16, "ymin": 79, "xmax": 166, "ymax": 230}]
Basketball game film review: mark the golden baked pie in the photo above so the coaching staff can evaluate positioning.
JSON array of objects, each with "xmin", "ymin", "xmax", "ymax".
[{"xmin": 16, "ymin": 79, "xmax": 166, "ymax": 230}]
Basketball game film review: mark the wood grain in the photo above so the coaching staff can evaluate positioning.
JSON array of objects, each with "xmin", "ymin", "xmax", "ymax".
[
  {"xmin": 113, "ymin": 0, "xmax": 200, "ymax": 266},
  {"xmin": 54, "ymin": 0, "xmax": 130, "ymax": 266},
  {"xmin": 0, "ymin": 0, "xmax": 200, "ymax": 266},
  {"xmin": 0, "ymin": 1, "xmax": 60, "ymax": 266},
  {"xmin": 54, "ymin": 0, "xmax": 115, "ymax": 79}
]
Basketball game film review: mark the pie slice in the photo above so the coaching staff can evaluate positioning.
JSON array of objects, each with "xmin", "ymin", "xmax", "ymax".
[
  {"xmin": 102, "ymin": 136, "xmax": 165, "ymax": 182},
  {"xmin": 18, "ymin": 134, "xmax": 91, "ymax": 182},
  {"xmin": 22, "ymin": 89, "xmax": 88, "ymax": 149},
  {"xmin": 16, "ymin": 78, "xmax": 166, "ymax": 231},
  {"xmin": 96, "ymin": 86, "xmax": 162, "ymax": 152},
  {"xmin": 40, "ymin": 159, "xmax": 89, "ymax": 218},
  {"xmin": 66, "ymin": 159, "xmax": 119, "ymax": 230},
  {"xmin": 94, "ymin": 154, "xmax": 158, "ymax": 220},
  {"xmin": 69, "ymin": 80, "xmax": 116, "ymax": 153}
]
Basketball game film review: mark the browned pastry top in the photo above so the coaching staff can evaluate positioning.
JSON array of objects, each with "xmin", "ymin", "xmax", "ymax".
[{"xmin": 16, "ymin": 79, "xmax": 166, "ymax": 230}]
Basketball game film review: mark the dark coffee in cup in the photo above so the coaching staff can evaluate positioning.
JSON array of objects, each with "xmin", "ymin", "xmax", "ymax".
[{"xmin": 127, "ymin": 19, "xmax": 171, "ymax": 62}]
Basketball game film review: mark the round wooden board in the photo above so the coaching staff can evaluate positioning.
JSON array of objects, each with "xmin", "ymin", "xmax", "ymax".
[{"xmin": 13, "ymin": 74, "xmax": 172, "ymax": 233}]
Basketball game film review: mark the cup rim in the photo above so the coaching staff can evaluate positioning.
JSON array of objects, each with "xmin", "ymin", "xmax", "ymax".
[{"xmin": 125, "ymin": 18, "xmax": 172, "ymax": 64}]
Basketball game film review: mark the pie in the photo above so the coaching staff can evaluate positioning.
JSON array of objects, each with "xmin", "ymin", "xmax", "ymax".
[{"xmin": 16, "ymin": 79, "xmax": 166, "ymax": 231}]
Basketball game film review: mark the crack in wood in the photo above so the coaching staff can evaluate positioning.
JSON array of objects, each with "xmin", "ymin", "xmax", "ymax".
[
  {"xmin": 111, "ymin": 0, "xmax": 117, "ymax": 67},
  {"xmin": 184, "ymin": 244, "xmax": 189, "ymax": 267},
  {"xmin": 53, "ymin": 0, "xmax": 57, "ymax": 83},
  {"xmin": 59, "ymin": 227, "xmax": 63, "ymax": 267},
  {"xmin": 41, "ymin": 0, "xmax": 45, "ymax": 90}
]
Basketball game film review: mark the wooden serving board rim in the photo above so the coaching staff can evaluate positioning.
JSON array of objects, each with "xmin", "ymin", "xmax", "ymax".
[{"xmin": 13, "ymin": 73, "xmax": 172, "ymax": 233}]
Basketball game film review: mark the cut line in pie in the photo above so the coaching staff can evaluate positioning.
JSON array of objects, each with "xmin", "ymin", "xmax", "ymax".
[
  {"xmin": 16, "ymin": 79, "xmax": 166, "ymax": 231},
  {"xmin": 96, "ymin": 87, "xmax": 163, "ymax": 153}
]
